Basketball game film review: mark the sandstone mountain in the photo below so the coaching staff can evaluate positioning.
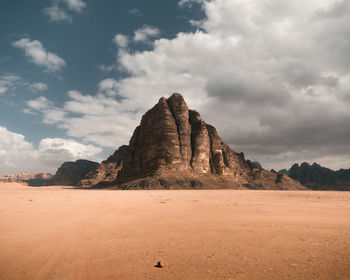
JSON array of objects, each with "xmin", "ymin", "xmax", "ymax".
[
  {"xmin": 74, "ymin": 93, "xmax": 303, "ymax": 190},
  {"xmin": 0, "ymin": 172, "xmax": 52, "ymax": 186},
  {"xmin": 49, "ymin": 160, "xmax": 99, "ymax": 186},
  {"xmin": 279, "ymin": 162, "xmax": 350, "ymax": 190}
]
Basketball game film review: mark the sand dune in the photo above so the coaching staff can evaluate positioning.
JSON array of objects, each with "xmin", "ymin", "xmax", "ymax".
[{"xmin": 0, "ymin": 182, "xmax": 349, "ymax": 280}]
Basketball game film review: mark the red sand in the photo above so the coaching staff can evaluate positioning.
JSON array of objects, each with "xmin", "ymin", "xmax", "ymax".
[{"xmin": 0, "ymin": 182, "xmax": 349, "ymax": 279}]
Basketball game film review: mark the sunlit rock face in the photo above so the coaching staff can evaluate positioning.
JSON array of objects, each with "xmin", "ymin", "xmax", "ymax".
[{"xmin": 117, "ymin": 93, "xmax": 250, "ymax": 183}]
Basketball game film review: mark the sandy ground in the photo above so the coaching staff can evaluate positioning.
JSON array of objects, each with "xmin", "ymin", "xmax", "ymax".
[{"xmin": 0, "ymin": 182, "xmax": 349, "ymax": 280}]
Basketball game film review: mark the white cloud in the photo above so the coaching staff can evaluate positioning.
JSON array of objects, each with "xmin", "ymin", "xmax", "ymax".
[
  {"xmin": 98, "ymin": 78, "xmax": 119, "ymax": 96},
  {"xmin": 133, "ymin": 25, "xmax": 160, "ymax": 43},
  {"xmin": 0, "ymin": 126, "xmax": 101, "ymax": 176},
  {"xmin": 128, "ymin": 7, "xmax": 142, "ymax": 16},
  {"xmin": 0, "ymin": 74, "xmax": 48, "ymax": 94},
  {"xmin": 178, "ymin": 0, "xmax": 203, "ymax": 8},
  {"xmin": 12, "ymin": 38, "xmax": 66, "ymax": 72},
  {"xmin": 96, "ymin": 64, "xmax": 116, "ymax": 72},
  {"xmin": 0, "ymin": 74, "xmax": 22, "ymax": 94},
  {"xmin": 43, "ymin": 0, "xmax": 86, "ymax": 23},
  {"xmin": 27, "ymin": 96, "xmax": 51, "ymax": 110},
  {"xmin": 43, "ymin": 5, "xmax": 72, "ymax": 23},
  {"xmin": 39, "ymin": 138, "xmax": 101, "ymax": 159},
  {"xmin": 28, "ymin": 0, "xmax": 350, "ymax": 170},
  {"xmin": 113, "ymin": 34, "xmax": 129, "ymax": 49},
  {"xmin": 26, "ymin": 92, "xmax": 138, "ymax": 148},
  {"xmin": 29, "ymin": 82, "xmax": 48, "ymax": 92},
  {"xmin": 62, "ymin": 0, "xmax": 86, "ymax": 13}
]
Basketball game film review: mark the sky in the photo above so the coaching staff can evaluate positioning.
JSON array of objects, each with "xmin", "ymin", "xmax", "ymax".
[{"xmin": 1, "ymin": 0, "xmax": 350, "ymax": 176}]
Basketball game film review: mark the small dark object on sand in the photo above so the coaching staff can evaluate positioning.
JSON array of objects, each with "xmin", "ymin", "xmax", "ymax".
[{"xmin": 154, "ymin": 261, "xmax": 163, "ymax": 268}]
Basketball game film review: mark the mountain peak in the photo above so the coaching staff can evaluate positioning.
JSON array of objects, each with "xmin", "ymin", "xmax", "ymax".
[
  {"xmin": 48, "ymin": 93, "xmax": 303, "ymax": 189},
  {"xmin": 55, "ymin": 93, "xmax": 302, "ymax": 190}
]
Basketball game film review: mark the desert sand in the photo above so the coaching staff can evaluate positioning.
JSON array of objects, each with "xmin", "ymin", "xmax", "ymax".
[{"xmin": 0, "ymin": 182, "xmax": 349, "ymax": 280}]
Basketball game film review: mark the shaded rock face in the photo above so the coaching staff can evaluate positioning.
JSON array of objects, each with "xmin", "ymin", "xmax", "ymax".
[
  {"xmin": 289, "ymin": 162, "xmax": 335, "ymax": 185},
  {"xmin": 50, "ymin": 160, "xmax": 99, "ymax": 186},
  {"xmin": 0, "ymin": 172, "xmax": 52, "ymax": 186},
  {"xmin": 79, "ymin": 145, "xmax": 128, "ymax": 187},
  {"xmin": 283, "ymin": 162, "xmax": 350, "ymax": 190},
  {"xmin": 77, "ymin": 93, "xmax": 303, "ymax": 190},
  {"xmin": 189, "ymin": 110, "xmax": 210, "ymax": 173}
]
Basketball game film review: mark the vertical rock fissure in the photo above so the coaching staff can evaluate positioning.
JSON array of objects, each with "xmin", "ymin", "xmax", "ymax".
[
  {"xmin": 166, "ymin": 99, "xmax": 182, "ymax": 157},
  {"xmin": 189, "ymin": 115, "xmax": 196, "ymax": 169},
  {"xmin": 131, "ymin": 126, "xmax": 140, "ymax": 164},
  {"xmin": 207, "ymin": 125, "xmax": 215, "ymax": 173}
]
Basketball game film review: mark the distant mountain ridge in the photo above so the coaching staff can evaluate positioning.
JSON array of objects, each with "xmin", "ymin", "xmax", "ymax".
[
  {"xmin": 278, "ymin": 162, "xmax": 350, "ymax": 190},
  {"xmin": 0, "ymin": 172, "xmax": 52, "ymax": 186}
]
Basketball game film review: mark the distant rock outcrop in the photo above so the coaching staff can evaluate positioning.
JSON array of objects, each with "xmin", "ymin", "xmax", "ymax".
[
  {"xmin": 76, "ymin": 93, "xmax": 303, "ymax": 190},
  {"xmin": 277, "ymin": 169, "xmax": 288, "ymax": 175},
  {"xmin": 80, "ymin": 145, "xmax": 128, "ymax": 187},
  {"xmin": 50, "ymin": 160, "xmax": 99, "ymax": 186},
  {"xmin": 279, "ymin": 162, "xmax": 350, "ymax": 190},
  {"xmin": 0, "ymin": 172, "xmax": 52, "ymax": 186}
]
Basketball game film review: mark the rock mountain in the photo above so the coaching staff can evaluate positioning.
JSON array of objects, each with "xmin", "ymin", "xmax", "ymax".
[
  {"xmin": 51, "ymin": 93, "xmax": 303, "ymax": 190},
  {"xmin": 279, "ymin": 162, "xmax": 350, "ymax": 191},
  {"xmin": 49, "ymin": 160, "xmax": 99, "ymax": 186}
]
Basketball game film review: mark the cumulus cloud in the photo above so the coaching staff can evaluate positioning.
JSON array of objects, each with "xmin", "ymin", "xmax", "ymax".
[
  {"xmin": 128, "ymin": 7, "xmax": 142, "ymax": 17},
  {"xmin": 29, "ymin": 82, "xmax": 48, "ymax": 92},
  {"xmin": 113, "ymin": 34, "xmax": 129, "ymax": 49},
  {"xmin": 25, "ymin": 91, "xmax": 138, "ymax": 148},
  {"xmin": 133, "ymin": 25, "xmax": 160, "ymax": 43},
  {"xmin": 43, "ymin": 0, "xmax": 86, "ymax": 22},
  {"xmin": 98, "ymin": 78, "xmax": 119, "ymax": 96},
  {"xmin": 61, "ymin": 0, "xmax": 86, "ymax": 13},
  {"xmin": 29, "ymin": 0, "xmax": 350, "ymax": 170},
  {"xmin": 0, "ymin": 126, "xmax": 101, "ymax": 176},
  {"xmin": 27, "ymin": 96, "xmax": 51, "ymax": 111},
  {"xmin": 0, "ymin": 74, "xmax": 21, "ymax": 95},
  {"xmin": 43, "ymin": 5, "xmax": 72, "ymax": 23},
  {"xmin": 12, "ymin": 38, "xmax": 66, "ymax": 72},
  {"xmin": 96, "ymin": 64, "xmax": 116, "ymax": 72},
  {"xmin": 0, "ymin": 74, "xmax": 48, "ymax": 95}
]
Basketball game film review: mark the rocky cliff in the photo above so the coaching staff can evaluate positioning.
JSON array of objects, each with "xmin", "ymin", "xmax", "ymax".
[
  {"xmin": 50, "ymin": 160, "xmax": 99, "ymax": 186},
  {"xmin": 80, "ymin": 145, "xmax": 128, "ymax": 187},
  {"xmin": 77, "ymin": 93, "xmax": 303, "ymax": 190}
]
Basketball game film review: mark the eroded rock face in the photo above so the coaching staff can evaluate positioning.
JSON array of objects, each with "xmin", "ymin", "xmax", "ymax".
[
  {"xmin": 189, "ymin": 110, "xmax": 210, "ymax": 173},
  {"xmin": 50, "ymin": 160, "xmax": 99, "ymax": 186},
  {"xmin": 117, "ymin": 94, "xmax": 252, "ymax": 184},
  {"xmin": 78, "ymin": 92, "xmax": 303, "ymax": 190},
  {"xmin": 118, "ymin": 95, "xmax": 190, "ymax": 183},
  {"xmin": 79, "ymin": 145, "xmax": 128, "ymax": 187}
]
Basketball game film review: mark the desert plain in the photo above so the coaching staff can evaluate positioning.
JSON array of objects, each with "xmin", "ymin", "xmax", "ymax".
[{"xmin": 0, "ymin": 182, "xmax": 349, "ymax": 280}]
